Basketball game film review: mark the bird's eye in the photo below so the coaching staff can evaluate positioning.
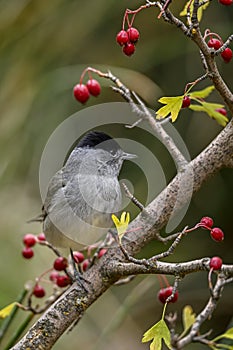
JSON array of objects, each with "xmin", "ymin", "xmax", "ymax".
[{"xmin": 110, "ymin": 150, "xmax": 116, "ymax": 156}]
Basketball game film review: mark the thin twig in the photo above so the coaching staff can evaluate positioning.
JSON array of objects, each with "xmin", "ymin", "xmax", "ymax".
[
  {"xmin": 90, "ymin": 69, "xmax": 189, "ymax": 171},
  {"xmin": 122, "ymin": 182, "xmax": 144, "ymax": 211},
  {"xmin": 177, "ymin": 273, "xmax": 226, "ymax": 348}
]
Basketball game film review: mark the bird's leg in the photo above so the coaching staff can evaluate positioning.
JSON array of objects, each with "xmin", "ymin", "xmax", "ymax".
[{"xmin": 69, "ymin": 248, "xmax": 90, "ymax": 292}]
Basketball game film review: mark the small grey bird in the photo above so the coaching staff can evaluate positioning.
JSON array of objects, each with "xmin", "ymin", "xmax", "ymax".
[{"xmin": 35, "ymin": 131, "xmax": 136, "ymax": 251}]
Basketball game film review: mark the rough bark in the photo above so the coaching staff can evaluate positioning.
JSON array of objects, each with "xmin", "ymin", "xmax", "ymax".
[{"xmin": 11, "ymin": 119, "xmax": 233, "ymax": 350}]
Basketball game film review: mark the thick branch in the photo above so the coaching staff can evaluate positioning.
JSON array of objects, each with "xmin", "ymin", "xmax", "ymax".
[
  {"xmin": 124, "ymin": 120, "xmax": 233, "ymax": 254},
  {"xmin": 11, "ymin": 112, "xmax": 233, "ymax": 350},
  {"xmin": 106, "ymin": 260, "xmax": 233, "ymax": 279}
]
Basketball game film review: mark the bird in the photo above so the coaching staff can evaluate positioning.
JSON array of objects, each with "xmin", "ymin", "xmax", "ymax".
[{"xmin": 33, "ymin": 131, "xmax": 136, "ymax": 251}]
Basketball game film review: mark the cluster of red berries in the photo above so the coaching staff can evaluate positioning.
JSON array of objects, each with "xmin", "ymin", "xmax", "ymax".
[
  {"xmin": 200, "ymin": 219, "xmax": 224, "ymax": 271},
  {"xmin": 199, "ymin": 216, "xmax": 224, "ymax": 242},
  {"xmin": 32, "ymin": 256, "xmax": 71, "ymax": 298},
  {"xmin": 22, "ymin": 232, "xmax": 108, "ymax": 298},
  {"xmin": 157, "ymin": 286, "xmax": 178, "ymax": 304},
  {"xmin": 219, "ymin": 0, "xmax": 232, "ymax": 5},
  {"xmin": 22, "ymin": 233, "xmax": 46, "ymax": 259},
  {"xmin": 207, "ymin": 38, "xmax": 232, "ymax": 63},
  {"xmin": 32, "ymin": 248, "xmax": 107, "ymax": 298},
  {"xmin": 73, "ymin": 78, "xmax": 101, "ymax": 104},
  {"xmin": 116, "ymin": 27, "xmax": 140, "ymax": 56}
]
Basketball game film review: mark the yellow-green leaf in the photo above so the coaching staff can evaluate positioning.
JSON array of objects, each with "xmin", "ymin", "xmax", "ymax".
[
  {"xmin": 223, "ymin": 328, "xmax": 233, "ymax": 340},
  {"xmin": 0, "ymin": 302, "xmax": 17, "ymax": 318},
  {"xmin": 156, "ymin": 95, "xmax": 183, "ymax": 122},
  {"xmin": 213, "ymin": 327, "xmax": 233, "ymax": 342},
  {"xmin": 210, "ymin": 345, "xmax": 233, "ymax": 350},
  {"xmin": 112, "ymin": 212, "xmax": 130, "ymax": 243},
  {"xmin": 182, "ymin": 305, "xmax": 196, "ymax": 334},
  {"xmin": 180, "ymin": 0, "xmax": 210, "ymax": 22},
  {"xmin": 189, "ymin": 101, "xmax": 228, "ymax": 126},
  {"xmin": 189, "ymin": 85, "xmax": 215, "ymax": 98},
  {"xmin": 142, "ymin": 319, "xmax": 172, "ymax": 350}
]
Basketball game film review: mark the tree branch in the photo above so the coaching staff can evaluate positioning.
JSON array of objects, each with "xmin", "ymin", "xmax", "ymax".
[
  {"xmin": 11, "ymin": 2, "xmax": 233, "ymax": 348},
  {"xmin": 176, "ymin": 273, "xmax": 227, "ymax": 348},
  {"xmin": 11, "ymin": 112, "xmax": 233, "ymax": 349}
]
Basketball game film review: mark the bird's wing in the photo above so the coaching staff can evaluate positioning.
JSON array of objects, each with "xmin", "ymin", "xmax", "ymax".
[{"xmin": 43, "ymin": 168, "xmax": 66, "ymax": 214}]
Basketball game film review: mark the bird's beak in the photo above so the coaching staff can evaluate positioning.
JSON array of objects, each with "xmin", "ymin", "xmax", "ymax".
[{"xmin": 122, "ymin": 152, "xmax": 137, "ymax": 160}]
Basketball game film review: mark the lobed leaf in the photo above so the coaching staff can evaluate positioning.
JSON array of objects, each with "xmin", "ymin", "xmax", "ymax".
[
  {"xmin": 189, "ymin": 85, "xmax": 215, "ymax": 98},
  {"xmin": 189, "ymin": 101, "xmax": 228, "ymax": 126},
  {"xmin": 156, "ymin": 95, "xmax": 183, "ymax": 122},
  {"xmin": 142, "ymin": 319, "xmax": 172, "ymax": 350}
]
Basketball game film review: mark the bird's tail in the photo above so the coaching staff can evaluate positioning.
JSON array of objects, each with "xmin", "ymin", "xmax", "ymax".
[{"xmin": 27, "ymin": 213, "xmax": 45, "ymax": 223}]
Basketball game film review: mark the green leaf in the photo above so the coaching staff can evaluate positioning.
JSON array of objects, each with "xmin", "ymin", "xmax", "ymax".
[
  {"xmin": 189, "ymin": 85, "xmax": 215, "ymax": 98},
  {"xmin": 189, "ymin": 101, "xmax": 228, "ymax": 126},
  {"xmin": 142, "ymin": 319, "xmax": 172, "ymax": 350},
  {"xmin": 221, "ymin": 327, "xmax": 233, "ymax": 340},
  {"xmin": 156, "ymin": 95, "xmax": 183, "ymax": 122},
  {"xmin": 213, "ymin": 345, "xmax": 233, "ymax": 350},
  {"xmin": 213, "ymin": 327, "xmax": 233, "ymax": 342},
  {"xmin": 182, "ymin": 305, "xmax": 196, "ymax": 335},
  {"xmin": 180, "ymin": 1, "xmax": 210, "ymax": 22}
]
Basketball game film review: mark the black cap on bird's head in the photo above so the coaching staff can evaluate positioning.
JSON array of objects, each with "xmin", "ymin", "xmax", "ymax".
[
  {"xmin": 77, "ymin": 131, "xmax": 120, "ymax": 154},
  {"xmin": 77, "ymin": 130, "xmax": 137, "ymax": 160}
]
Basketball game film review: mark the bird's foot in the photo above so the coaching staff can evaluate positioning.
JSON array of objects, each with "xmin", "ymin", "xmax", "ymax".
[{"xmin": 69, "ymin": 249, "xmax": 90, "ymax": 292}]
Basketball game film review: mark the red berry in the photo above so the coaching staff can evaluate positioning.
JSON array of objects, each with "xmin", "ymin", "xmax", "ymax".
[
  {"xmin": 215, "ymin": 108, "xmax": 227, "ymax": 116},
  {"xmin": 73, "ymin": 83, "xmax": 90, "ymax": 104},
  {"xmin": 200, "ymin": 216, "xmax": 214, "ymax": 229},
  {"xmin": 116, "ymin": 30, "xmax": 129, "ymax": 46},
  {"xmin": 53, "ymin": 257, "xmax": 68, "ymax": 271},
  {"xmin": 127, "ymin": 27, "xmax": 140, "ymax": 43},
  {"xmin": 157, "ymin": 287, "xmax": 178, "ymax": 304},
  {"xmin": 82, "ymin": 259, "xmax": 89, "ymax": 272},
  {"xmin": 210, "ymin": 256, "xmax": 223, "ymax": 270},
  {"xmin": 23, "ymin": 234, "xmax": 36, "ymax": 247},
  {"xmin": 37, "ymin": 233, "xmax": 46, "ymax": 241},
  {"xmin": 218, "ymin": 0, "xmax": 232, "ymax": 5},
  {"xmin": 221, "ymin": 48, "xmax": 233, "ymax": 63},
  {"xmin": 49, "ymin": 271, "xmax": 60, "ymax": 282},
  {"xmin": 98, "ymin": 248, "xmax": 107, "ymax": 259},
  {"xmin": 73, "ymin": 251, "xmax": 85, "ymax": 264},
  {"xmin": 33, "ymin": 284, "xmax": 46, "ymax": 298},
  {"xmin": 56, "ymin": 275, "xmax": 71, "ymax": 288},
  {"xmin": 22, "ymin": 247, "xmax": 34, "ymax": 259},
  {"xmin": 86, "ymin": 79, "xmax": 101, "ymax": 96},
  {"xmin": 123, "ymin": 43, "xmax": 135, "ymax": 56},
  {"xmin": 182, "ymin": 95, "xmax": 191, "ymax": 108},
  {"xmin": 207, "ymin": 38, "xmax": 222, "ymax": 50},
  {"xmin": 210, "ymin": 227, "xmax": 224, "ymax": 242}
]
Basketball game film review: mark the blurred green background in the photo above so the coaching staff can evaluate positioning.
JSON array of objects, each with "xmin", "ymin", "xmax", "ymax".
[{"xmin": 0, "ymin": 1, "xmax": 233, "ymax": 349}]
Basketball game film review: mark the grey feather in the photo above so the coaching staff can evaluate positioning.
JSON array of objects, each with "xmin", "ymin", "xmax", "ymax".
[{"xmin": 39, "ymin": 131, "xmax": 136, "ymax": 250}]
